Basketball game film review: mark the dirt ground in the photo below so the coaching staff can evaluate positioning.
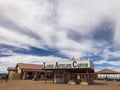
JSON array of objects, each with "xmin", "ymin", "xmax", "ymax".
[{"xmin": 0, "ymin": 80, "xmax": 120, "ymax": 90}]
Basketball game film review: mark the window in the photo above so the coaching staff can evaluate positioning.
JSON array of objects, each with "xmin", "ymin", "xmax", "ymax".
[{"xmin": 56, "ymin": 71, "xmax": 63, "ymax": 78}]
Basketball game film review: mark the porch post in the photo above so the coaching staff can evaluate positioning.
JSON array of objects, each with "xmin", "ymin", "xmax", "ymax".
[
  {"xmin": 23, "ymin": 71, "xmax": 27, "ymax": 80},
  {"xmin": 34, "ymin": 72, "xmax": 37, "ymax": 80},
  {"xmin": 91, "ymin": 73, "xmax": 93, "ymax": 80},
  {"xmin": 45, "ymin": 70, "xmax": 47, "ymax": 84},
  {"xmin": 64, "ymin": 70, "xmax": 67, "ymax": 84},
  {"xmin": 86, "ymin": 70, "xmax": 88, "ymax": 81},
  {"xmin": 53, "ymin": 71, "xmax": 54, "ymax": 83},
  {"xmin": 84, "ymin": 73, "xmax": 86, "ymax": 81}
]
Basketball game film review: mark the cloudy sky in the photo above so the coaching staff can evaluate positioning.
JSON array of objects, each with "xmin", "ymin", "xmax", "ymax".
[{"xmin": 0, "ymin": 0, "xmax": 120, "ymax": 73}]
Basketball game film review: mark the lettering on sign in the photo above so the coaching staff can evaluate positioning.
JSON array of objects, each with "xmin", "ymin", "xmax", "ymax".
[
  {"xmin": 44, "ymin": 61, "xmax": 89, "ymax": 69},
  {"xmin": 73, "ymin": 61, "xmax": 77, "ymax": 68}
]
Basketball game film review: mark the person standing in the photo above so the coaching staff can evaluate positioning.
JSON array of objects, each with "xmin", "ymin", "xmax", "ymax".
[{"xmin": 5, "ymin": 74, "xmax": 8, "ymax": 82}]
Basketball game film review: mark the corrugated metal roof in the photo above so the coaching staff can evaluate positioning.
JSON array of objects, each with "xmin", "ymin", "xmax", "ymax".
[{"xmin": 7, "ymin": 67, "xmax": 17, "ymax": 71}]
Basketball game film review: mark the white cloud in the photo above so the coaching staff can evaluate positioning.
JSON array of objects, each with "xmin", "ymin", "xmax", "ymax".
[
  {"xmin": 107, "ymin": 61, "xmax": 120, "ymax": 66},
  {"xmin": 0, "ymin": 27, "xmax": 46, "ymax": 50},
  {"xmin": 0, "ymin": 48, "xmax": 16, "ymax": 56},
  {"xmin": 94, "ymin": 60, "xmax": 107, "ymax": 65},
  {"xmin": 0, "ymin": 0, "xmax": 120, "ymax": 56},
  {"xmin": 59, "ymin": 50, "xmax": 84, "ymax": 59},
  {"xmin": 0, "ymin": 0, "xmax": 120, "ymax": 72},
  {"xmin": 58, "ymin": 0, "xmax": 118, "ymax": 34},
  {"xmin": 0, "ymin": 53, "xmax": 67, "ymax": 73},
  {"xmin": 94, "ymin": 59, "xmax": 120, "ymax": 67},
  {"xmin": 94, "ymin": 60, "xmax": 120, "ymax": 72}
]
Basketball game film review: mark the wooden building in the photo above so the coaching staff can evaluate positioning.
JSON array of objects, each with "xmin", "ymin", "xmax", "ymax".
[
  {"xmin": 43, "ymin": 59, "xmax": 94, "ymax": 85},
  {"xmin": 16, "ymin": 63, "xmax": 44, "ymax": 80},
  {"xmin": 8, "ymin": 63, "xmax": 53, "ymax": 80}
]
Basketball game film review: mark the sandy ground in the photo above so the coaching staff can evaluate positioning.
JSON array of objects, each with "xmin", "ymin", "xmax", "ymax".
[{"xmin": 0, "ymin": 80, "xmax": 120, "ymax": 90}]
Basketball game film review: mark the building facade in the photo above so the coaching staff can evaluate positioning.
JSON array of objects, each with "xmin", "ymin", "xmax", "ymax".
[{"xmin": 43, "ymin": 59, "xmax": 94, "ymax": 85}]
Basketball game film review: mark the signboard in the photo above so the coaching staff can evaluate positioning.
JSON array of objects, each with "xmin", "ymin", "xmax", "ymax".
[{"xmin": 43, "ymin": 60, "xmax": 94, "ymax": 69}]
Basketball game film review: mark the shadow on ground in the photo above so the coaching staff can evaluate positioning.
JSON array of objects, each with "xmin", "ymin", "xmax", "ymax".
[{"xmin": 91, "ymin": 82, "xmax": 107, "ymax": 85}]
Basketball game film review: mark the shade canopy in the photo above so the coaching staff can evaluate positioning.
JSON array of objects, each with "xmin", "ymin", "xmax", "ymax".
[{"xmin": 95, "ymin": 68, "xmax": 120, "ymax": 74}]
